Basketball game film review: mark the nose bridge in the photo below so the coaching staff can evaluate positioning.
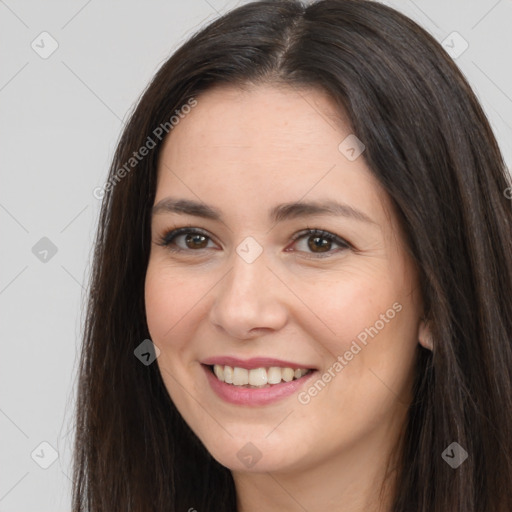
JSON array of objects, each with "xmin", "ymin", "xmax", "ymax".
[
  {"xmin": 230, "ymin": 249, "xmax": 262, "ymax": 291},
  {"xmin": 208, "ymin": 246, "xmax": 288, "ymax": 338},
  {"xmin": 223, "ymin": 246, "xmax": 275, "ymax": 309}
]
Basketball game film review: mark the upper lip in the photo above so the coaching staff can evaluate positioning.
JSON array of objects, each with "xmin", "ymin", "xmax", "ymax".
[{"xmin": 201, "ymin": 356, "xmax": 316, "ymax": 370}]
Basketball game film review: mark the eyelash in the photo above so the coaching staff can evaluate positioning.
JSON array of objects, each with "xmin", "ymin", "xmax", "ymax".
[{"xmin": 156, "ymin": 225, "xmax": 352, "ymax": 259}]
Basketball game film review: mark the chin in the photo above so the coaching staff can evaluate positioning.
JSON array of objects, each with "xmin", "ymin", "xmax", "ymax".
[{"xmin": 199, "ymin": 431, "xmax": 310, "ymax": 473}]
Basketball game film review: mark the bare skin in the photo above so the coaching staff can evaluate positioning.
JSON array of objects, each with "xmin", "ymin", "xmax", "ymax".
[{"xmin": 145, "ymin": 84, "xmax": 431, "ymax": 511}]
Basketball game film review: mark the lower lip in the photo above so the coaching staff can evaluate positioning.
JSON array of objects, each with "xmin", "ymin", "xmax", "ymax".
[{"xmin": 202, "ymin": 364, "xmax": 317, "ymax": 406}]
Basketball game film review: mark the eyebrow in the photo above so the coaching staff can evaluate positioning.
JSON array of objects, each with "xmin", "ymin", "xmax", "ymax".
[{"xmin": 152, "ymin": 197, "xmax": 376, "ymax": 225}]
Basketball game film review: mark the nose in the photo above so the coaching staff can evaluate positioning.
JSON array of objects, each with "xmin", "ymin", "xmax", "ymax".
[{"xmin": 208, "ymin": 249, "xmax": 289, "ymax": 340}]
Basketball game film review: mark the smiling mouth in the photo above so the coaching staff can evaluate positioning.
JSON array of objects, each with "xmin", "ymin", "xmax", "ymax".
[{"xmin": 207, "ymin": 364, "xmax": 314, "ymax": 388}]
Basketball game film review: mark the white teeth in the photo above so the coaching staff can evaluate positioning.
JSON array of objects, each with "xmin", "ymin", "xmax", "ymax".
[
  {"xmin": 213, "ymin": 365, "xmax": 224, "ymax": 381},
  {"xmin": 249, "ymin": 367, "xmax": 267, "ymax": 386},
  {"xmin": 224, "ymin": 365, "xmax": 234, "ymax": 384},
  {"xmin": 282, "ymin": 368, "xmax": 294, "ymax": 382},
  {"xmin": 233, "ymin": 367, "xmax": 249, "ymax": 386},
  {"xmin": 267, "ymin": 366, "xmax": 282, "ymax": 384},
  {"xmin": 211, "ymin": 364, "xmax": 311, "ymax": 387}
]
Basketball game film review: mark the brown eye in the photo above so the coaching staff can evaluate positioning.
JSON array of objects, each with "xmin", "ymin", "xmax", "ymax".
[
  {"xmin": 158, "ymin": 228, "xmax": 216, "ymax": 252},
  {"xmin": 307, "ymin": 235, "xmax": 332, "ymax": 253},
  {"xmin": 290, "ymin": 229, "xmax": 351, "ymax": 257},
  {"xmin": 184, "ymin": 232, "xmax": 209, "ymax": 249}
]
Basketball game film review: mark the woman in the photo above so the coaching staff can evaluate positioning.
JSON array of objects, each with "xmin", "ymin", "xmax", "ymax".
[{"xmin": 73, "ymin": 1, "xmax": 512, "ymax": 510}]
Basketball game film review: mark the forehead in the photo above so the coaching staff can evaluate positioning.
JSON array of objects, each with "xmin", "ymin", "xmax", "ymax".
[
  {"xmin": 161, "ymin": 84, "xmax": 350, "ymax": 163},
  {"xmin": 155, "ymin": 84, "xmax": 392, "ymax": 227}
]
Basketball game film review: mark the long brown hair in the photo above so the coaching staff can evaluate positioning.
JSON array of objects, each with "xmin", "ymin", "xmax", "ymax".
[{"xmin": 73, "ymin": 1, "xmax": 512, "ymax": 510}]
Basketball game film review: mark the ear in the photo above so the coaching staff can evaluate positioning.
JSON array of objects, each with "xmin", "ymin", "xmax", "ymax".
[{"xmin": 418, "ymin": 319, "xmax": 433, "ymax": 351}]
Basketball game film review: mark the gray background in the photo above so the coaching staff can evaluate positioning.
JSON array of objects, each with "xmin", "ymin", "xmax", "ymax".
[{"xmin": 1, "ymin": 0, "xmax": 511, "ymax": 510}]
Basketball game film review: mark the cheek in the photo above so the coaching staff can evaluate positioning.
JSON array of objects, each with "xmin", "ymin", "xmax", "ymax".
[
  {"xmin": 144, "ymin": 262, "xmax": 202, "ymax": 353},
  {"xmin": 144, "ymin": 263, "xmax": 205, "ymax": 406},
  {"xmin": 298, "ymin": 262, "xmax": 419, "ymax": 398},
  {"xmin": 145, "ymin": 269, "xmax": 174, "ymax": 342},
  {"xmin": 300, "ymin": 265, "xmax": 398, "ymax": 345}
]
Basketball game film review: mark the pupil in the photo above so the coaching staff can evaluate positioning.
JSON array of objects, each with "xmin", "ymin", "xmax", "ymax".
[
  {"xmin": 186, "ymin": 233, "xmax": 207, "ymax": 249},
  {"xmin": 308, "ymin": 236, "xmax": 330, "ymax": 252}
]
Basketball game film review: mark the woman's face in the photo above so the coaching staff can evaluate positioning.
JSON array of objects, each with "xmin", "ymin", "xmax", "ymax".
[{"xmin": 145, "ymin": 84, "xmax": 423, "ymax": 474}]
